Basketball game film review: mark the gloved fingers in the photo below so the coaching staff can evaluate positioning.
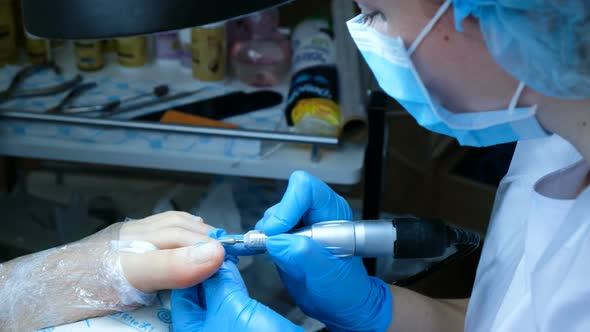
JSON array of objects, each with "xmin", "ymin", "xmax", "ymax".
[
  {"xmin": 256, "ymin": 171, "xmax": 352, "ymax": 235},
  {"xmin": 121, "ymin": 241, "xmax": 225, "ymax": 293},
  {"xmin": 208, "ymin": 228, "xmax": 226, "ymax": 240},
  {"xmin": 203, "ymin": 261, "xmax": 249, "ymax": 308},
  {"xmin": 245, "ymin": 302, "xmax": 305, "ymax": 332},
  {"xmin": 266, "ymin": 234, "xmax": 343, "ymax": 282},
  {"xmin": 256, "ymin": 194, "xmax": 301, "ymax": 236},
  {"xmin": 255, "ymin": 204, "xmax": 280, "ymax": 231},
  {"xmin": 171, "ymin": 286, "xmax": 206, "ymax": 332},
  {"xmin": 202, "ymin": 261, "xmax": 254, "ymax": 319},
  {"xmin": 200, "ymin": 261, "xmax": 305, "ymax": 332},
  {"xmin": 256, "ymin": 171, "xmax": 324, "ymax": 235}
]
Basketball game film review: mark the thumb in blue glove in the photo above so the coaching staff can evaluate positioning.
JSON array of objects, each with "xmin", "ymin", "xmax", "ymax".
[
  {"xmin": 171, "ymin": 261, "xmax": 303, "ymax": 332},
  {"xmin": 266, "ymin": 234, "xmax": 393, "ymax": 332},
  {"xmin": 256, "ymin": 170, "xmax": 353, "ymax": 236}
]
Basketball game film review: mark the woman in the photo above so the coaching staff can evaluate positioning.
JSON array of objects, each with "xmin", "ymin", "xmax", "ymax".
[
  {"xmin": 0, "ymin": 211, "xmax": 225, "ymax": 331},
  {"xmin": 171, "ymin": 0, "xmax": 590, "ymax": 331}
]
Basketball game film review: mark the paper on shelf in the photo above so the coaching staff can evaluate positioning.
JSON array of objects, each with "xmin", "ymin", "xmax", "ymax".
[{"xmin": 0, "ymin": 66, "xmax": 284, "ymax": 159}]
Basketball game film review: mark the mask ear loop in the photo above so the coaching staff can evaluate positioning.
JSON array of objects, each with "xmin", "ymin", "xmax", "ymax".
[
  {"xmin": 508, "ymin": 82, "xmax": 526, "ymax": 111},
  {"xmin": 408, "ymin": 0, "xmax": 453, "ymax": 56},
  {"xmin": 406, "ymin": 0, "xmax": 534, "ymax": 115}
]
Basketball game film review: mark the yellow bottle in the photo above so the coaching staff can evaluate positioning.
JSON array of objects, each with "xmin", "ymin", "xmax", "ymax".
[
  {"xmin": 191, "ymin": 23, "xmax": 226, "ymax": 82},
  {"xmin": 74, "ymin": 40, "xmax": 104, "ymax": 71},
  {"xmin": 0, "ymin": 0, "xmax": 18, "ymax": 65},
  {"xmin": 25, "ymin": 34, "xmax": 50, "ymax": 64},
  {"xmin": 116, "ymin": 36, "xmax": 147, "ymax": 67}
]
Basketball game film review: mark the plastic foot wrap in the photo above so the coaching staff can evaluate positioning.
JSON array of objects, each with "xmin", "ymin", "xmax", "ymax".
[{"xmin": 0, "ymin": 223, "xmax": 156, "ymax": 331}]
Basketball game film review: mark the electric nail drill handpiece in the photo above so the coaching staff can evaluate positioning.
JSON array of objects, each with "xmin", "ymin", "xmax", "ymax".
[{"xmin": 219, "ymin": 217, "xmax": 480, "ymax": 258}]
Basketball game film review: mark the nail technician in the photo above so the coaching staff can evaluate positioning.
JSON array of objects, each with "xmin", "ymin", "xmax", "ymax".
[{"xmin": 172, "ymin": 0, "xmax": 590, "ymax": 331}]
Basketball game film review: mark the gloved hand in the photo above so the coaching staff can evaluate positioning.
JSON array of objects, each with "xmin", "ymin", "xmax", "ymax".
[
  {"xmin": 256, "ymin": 171, "xmax": 393, "ymax": 332},
  {"xmin": 171, "ymin": 260, "xmax": 303, "ymax": 332}
]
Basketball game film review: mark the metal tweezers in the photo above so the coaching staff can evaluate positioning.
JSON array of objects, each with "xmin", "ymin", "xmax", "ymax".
[
  {"xmin": 0, "ymin": 63, "xmax": 123, "ymax": 115},
  {"xmin": 0, "ymin": 63, "xmax": 210, "ymax": 116},
  {"xmin": 44, "ymin": 81, "xmax": 121, "ymax": 114},
  {"xmin": 0, "ymin": 62, "xmax": 82, "ymax": 104}
]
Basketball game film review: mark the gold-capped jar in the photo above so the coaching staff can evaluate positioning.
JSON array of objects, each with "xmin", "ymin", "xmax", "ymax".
[
  {"xmin": 116, "ymin": 36, "xmax": 147, "ymax": 67},
  {"xmin": 25, "ymin": 35, "xmax": 50, "ymax": 64},
  {"xmin": 74, "ymin": 40, "xmax": 104, "ymax": 71}
]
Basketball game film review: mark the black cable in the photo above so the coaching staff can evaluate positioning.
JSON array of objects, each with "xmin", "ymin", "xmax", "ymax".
[
  {"xmin": 392, "ymin": 223, "xmax": 481, "ymax": 287},
  {"xmin": 447, "ymin": 226, "xmax": 481, "ymax": 248}
]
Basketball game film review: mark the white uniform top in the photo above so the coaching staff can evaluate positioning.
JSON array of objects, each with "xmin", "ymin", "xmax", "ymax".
[{"xmin": 466, "ymin": 134, "xmax": 590, "ymax": 332}]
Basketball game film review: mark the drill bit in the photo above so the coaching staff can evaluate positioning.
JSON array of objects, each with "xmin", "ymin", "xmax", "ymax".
[{"xmin": 218, "ymin": 237, "xmax": 243, "ymax": 245}]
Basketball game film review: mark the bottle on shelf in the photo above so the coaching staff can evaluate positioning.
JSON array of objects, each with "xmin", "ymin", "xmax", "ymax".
[
  {"xmin": 154, "ymin": 31, "xmax": 181, "ymax": 64},
  {"xmin": 116, "ymin": 36, "xmax": 148, "ymax": 68},
  {"xmin": 74, "ymin": 40, "xmax": 104, "ymax": 72},
  {"xmin": 0, "ymin": 0, "xmax": 18, "ymax": 66},
  {"xmin": 191, "ymin": 22, "xmax": 227, "ymax": 82},
  {"xmin": 25, "ymin": 32, "xmax": 51, "ymax": 64},
  {"xmin": 285, "ymin": 18, "xmax": 340, "ymax": 137},
  {"xmin": 229, "ymin": 8, "xmax": 291, "ymax": 87}
]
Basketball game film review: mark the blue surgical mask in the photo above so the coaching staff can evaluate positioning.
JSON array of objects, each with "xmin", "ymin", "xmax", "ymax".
[{"xmin": 347, "ymin": 0, "xmax": 550, "ymax": 147}]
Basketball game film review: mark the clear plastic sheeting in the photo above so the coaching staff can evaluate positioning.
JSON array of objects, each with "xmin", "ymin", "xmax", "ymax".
[{"xmin": 0, "ymin": 223, "xmax": 155, "ymax": 331}]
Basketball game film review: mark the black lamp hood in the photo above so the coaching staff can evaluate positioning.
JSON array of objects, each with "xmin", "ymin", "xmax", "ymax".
[{"xmin": 22, "ymin": 0, "xmax": 292, "ymax": 39}]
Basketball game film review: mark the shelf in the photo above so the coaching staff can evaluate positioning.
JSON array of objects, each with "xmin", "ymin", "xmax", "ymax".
[
  {"xmin": 0, "ymin": 133, "xmax": 364, "ymax": 184},
  {"xmin": 0, "ymin": 0, "xmax": 366, "ymax": 185}
]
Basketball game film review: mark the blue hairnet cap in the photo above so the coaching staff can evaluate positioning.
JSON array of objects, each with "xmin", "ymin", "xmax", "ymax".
[{"xmin": 454, "ymin": 0, "xmax": 590, "ymax": 99}]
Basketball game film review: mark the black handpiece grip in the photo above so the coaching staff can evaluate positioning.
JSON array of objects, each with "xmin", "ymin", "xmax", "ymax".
[{"xmin": 392, "ymin": 217, "xmax": 449, "ymax": 259}]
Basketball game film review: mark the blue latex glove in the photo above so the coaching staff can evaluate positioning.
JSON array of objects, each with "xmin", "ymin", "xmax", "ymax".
[
  {"xmin": 256, "ymin": 171, "xmax": 393, "ymax": 332},
  {"xmin": 171, "ymin": 260, "xmax": 303, "ymax": 332}
]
